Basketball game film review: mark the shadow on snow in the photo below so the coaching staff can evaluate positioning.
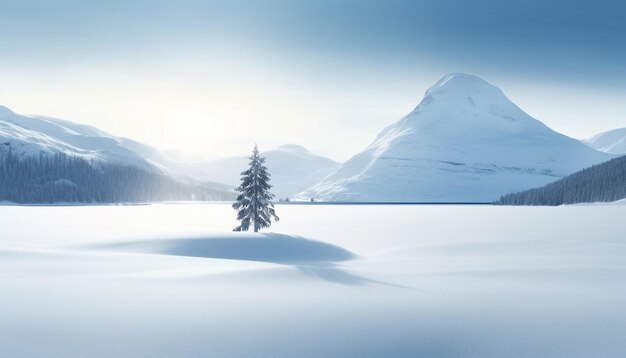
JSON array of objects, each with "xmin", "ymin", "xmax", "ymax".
[{"xmin": 86, "ymin": 232, "xmax": 405, "ymax": 287}]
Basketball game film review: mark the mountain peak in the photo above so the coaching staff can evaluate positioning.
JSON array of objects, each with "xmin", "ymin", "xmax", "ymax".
[
  {"xmin": 277, "ymin": 144, "xmax": 310, "ymax": 153},
  {"xmin": 406, "ymin": 73, "xmax": 532, "ymax": 130},
  {"xmin": 426, "ymin": 73, "xmax": 503, "ymax": 97},
  {"xmin": 298, "ymin": 73, "xmax": 611, "ymax": 202}
]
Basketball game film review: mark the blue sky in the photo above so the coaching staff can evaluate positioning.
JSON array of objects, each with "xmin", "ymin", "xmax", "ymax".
[{"xmin": 1, "ymin": 0, "xmax": 625, "ymax": 160}]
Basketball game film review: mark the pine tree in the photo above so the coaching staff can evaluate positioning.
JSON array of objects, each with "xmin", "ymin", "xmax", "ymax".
[{"xmin": 233, "ymin": 144, "xmax": 279, "ymax": 232}]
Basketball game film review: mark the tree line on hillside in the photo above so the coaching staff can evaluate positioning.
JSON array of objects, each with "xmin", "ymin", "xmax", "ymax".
[
  {"xmin": 0, "ymin": 150, "xmax": 233, "ymax": 203},
  {"xmin": 495, "ymin": 155, "xmax": 626, "ymax": 206}
]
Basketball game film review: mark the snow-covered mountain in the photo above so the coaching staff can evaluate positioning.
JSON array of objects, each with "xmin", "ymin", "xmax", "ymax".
[
  {"xmin": 0, "ymin": 105, "xmax": 337, "ymax": 201},
  {"xmin": 0, "ymin": 105, "xmax": 236, "ymax": 202},
  {"xmin": 172, "ymin": 144, "xmax": 340, "ymax": 199},
  {"xmin": 582, "ymin": 127, "xmax": 626, "ymax": 154},
  {"xmin": 297, "ymin": 73, "xmax": 613, "ymax": 202},
  {"xmin": 0, "ymin": 105, "xmax": 160, "ymax": 171}
]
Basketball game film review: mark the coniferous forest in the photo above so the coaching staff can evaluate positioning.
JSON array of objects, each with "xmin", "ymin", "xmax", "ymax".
[
  {"xmin": 496, "ymin": 155, "xmax": 626, "ymax": 206},
  {"xmin": 0, "ymin": 150, "xmax": 234, "ymax": 203}
]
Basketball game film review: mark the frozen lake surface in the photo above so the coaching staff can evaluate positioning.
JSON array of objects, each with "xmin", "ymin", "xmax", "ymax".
[{"xmin": 1, "ymin": 203, "xmax": 626, "ymax": 357}]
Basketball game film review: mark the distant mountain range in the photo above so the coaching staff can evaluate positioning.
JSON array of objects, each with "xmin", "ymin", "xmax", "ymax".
[
  {"xmin": 0, "ymin": 105, "xmax": 337, "ymax": 202},
  {"xmin": 2, "ymin": 73, "xmax": 624, "ymax": 204},
  {"xmin": 582, "ymin": 127, "xmax": 626, "ymax": 155},
  {"xmin": 297, "ymin": 74, "xmax": 613, "ymax": 202},
  {"xmin": 171, "ymin": 144, "xmax": 339, "ymax": 200}
]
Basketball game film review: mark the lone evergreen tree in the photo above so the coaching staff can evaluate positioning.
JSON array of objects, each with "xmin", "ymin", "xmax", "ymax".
[{"xmin": 233, "ymin": 144, "xmax": 279, "ymax": 232}]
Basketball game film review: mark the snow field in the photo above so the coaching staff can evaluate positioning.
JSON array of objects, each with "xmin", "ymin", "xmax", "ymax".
[{"xmin": 1, "ymin": 203, "xmax": 626, "ymax": 357}]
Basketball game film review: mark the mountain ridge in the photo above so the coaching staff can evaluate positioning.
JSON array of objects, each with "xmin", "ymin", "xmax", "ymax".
[
  {"xmin": 0, "ymin": 105, "xmax": 159, "ymax": 171},
  {"xmin": 172, "ymin": 144, "xmax": 340, "ymax": 199},
  {"xmin": 582, "ymin": 127, "xmax": 626, "ymax": 154}
]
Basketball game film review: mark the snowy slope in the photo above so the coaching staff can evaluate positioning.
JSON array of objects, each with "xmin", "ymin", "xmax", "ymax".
[
  {"xmin": 298, "ymin": 73, "xmax": 612, "ymax": 202},
  {"xmin": 497, "ymin": 154, "xmax": 626, "ymax": 205},
  {"xmin": 0, "ymin": 105, "xmax": 236, "ymax": 201},
  {"xmin": 174, "ymin": 144, "xmax": 340, "ymax": 199},
  {"xmin": 582, "ymin": 127, "xmax": 626, "ymax": 154},
  {"xmin": 0, "ymin": 105, "xmax": 158, "ymax": 171}
]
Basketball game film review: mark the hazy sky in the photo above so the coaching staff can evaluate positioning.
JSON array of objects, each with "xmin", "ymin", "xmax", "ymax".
[{"xmin": 1, "ymin": 0, "xmax": 625, "ymax": 161}]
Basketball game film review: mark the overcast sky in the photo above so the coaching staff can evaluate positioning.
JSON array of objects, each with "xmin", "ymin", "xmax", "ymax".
[{"xmin": 1, "ymin": 0, "xmax": 625, "ymax": 161}]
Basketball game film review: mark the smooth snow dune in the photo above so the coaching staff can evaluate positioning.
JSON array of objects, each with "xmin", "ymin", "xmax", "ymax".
[{"xmin": 86, "ymin": 232, "xmax": 355, "ymax": 264}]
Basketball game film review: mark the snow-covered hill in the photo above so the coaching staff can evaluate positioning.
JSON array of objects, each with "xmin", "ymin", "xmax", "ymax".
[
  {"xmin": 298, "ymin": 73, "xmax": 613, "ymax": 202},
  {"xmin": 0, "ymin": 105, "xmax": 236, "ymax": 202},
  {"xmin": 0, "ymin": 105, "xmax": 336, "ymax": 201},
  {"xmin": 582, "ymin": 127, "xmax": 626, "ymax": 154},
  {"xmin": 0, "ymin": 105, "xmax": 159, "ymax": 171},
  {"xmin": 496, "ymin": 154, "xmax": 626, "ymax": 205},
  {"xmin": 173, "ymin": 144, "xmax": 340, "ymax": 199}
]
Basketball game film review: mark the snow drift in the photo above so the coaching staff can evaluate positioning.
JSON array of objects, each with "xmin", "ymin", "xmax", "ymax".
[{"xmin": 86, "ymin": 232, "xmax": 355, "ymax": 264}]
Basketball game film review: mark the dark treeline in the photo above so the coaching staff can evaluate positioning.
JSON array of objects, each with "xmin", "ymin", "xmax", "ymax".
[
  {"xmin": 0, "ymin": 150, "xmax": 234, "ymax": 203},
  {"xmin": 496, "ymin": 155, "xmax": 626, "ymax": 206}
]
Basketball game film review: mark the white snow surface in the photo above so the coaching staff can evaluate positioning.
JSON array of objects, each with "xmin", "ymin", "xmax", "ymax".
[
  {"xmin": 298, "ymin": 74, "xmax": 612, "ymax": 202},
  {"xmin": 1, "ymin": 203, "xmax": 626, "ymax": 357},
  {"xmin": 582, "ymin": 127, "xmax": 626, "ymax": 154}
]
